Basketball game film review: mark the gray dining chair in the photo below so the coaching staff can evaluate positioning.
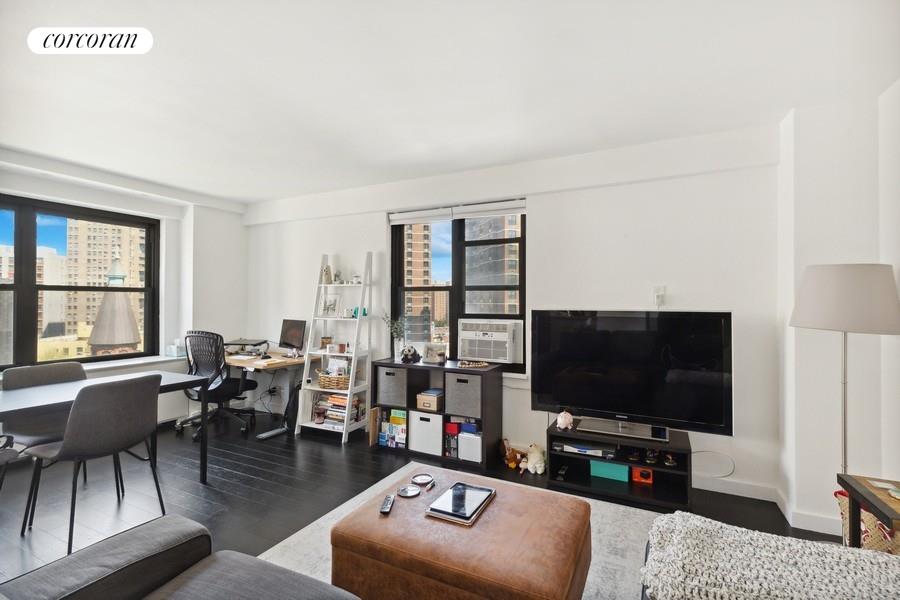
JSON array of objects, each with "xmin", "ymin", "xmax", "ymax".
[
  {"xmin": 2, "ymin": 362, "xmax": 86, "ymax": 449},
  {"xmin": 0, "ymin": 434, "xmax": 17, "ymax": 493},
  {"xmin": 1, "ymin": 362, "xmax": 109, "ymax": 492},
  {"xmin": 21, "ymin": 374, "xmax": 165, "ymax": 554}
]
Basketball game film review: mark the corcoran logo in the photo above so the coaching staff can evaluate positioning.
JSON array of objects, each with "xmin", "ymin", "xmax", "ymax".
[{"xmin": 27, "ymin": 27, "xmax": 153, "ymax": 54}]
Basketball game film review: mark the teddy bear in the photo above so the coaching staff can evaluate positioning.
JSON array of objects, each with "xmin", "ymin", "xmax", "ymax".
[
  {"xmin": 501, "ymin": 438, "xmax": 527, "ymax": 470},
  {"xmin": 518, "ymin": 443, "xmax": 546, "ymax": 475}
]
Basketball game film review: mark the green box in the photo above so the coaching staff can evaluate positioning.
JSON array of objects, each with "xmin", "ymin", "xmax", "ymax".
[{"xmin": 590, "ymin": 460, "xmax": 629, "ymax": 482}]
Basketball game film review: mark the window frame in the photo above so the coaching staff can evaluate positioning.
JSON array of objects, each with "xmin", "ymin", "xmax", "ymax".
[
  {"xmin": 0, "ymin": 193, "xmax": 160, "ymax": 369},
  {"xmin": 391, "ymin": 213, "xmax": 526, "ymax": 373}
]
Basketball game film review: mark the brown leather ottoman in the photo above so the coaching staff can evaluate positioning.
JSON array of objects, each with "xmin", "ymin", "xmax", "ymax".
[{"xmin": 331, "ymin": 466, "xmax": 591, "ymax": 599}]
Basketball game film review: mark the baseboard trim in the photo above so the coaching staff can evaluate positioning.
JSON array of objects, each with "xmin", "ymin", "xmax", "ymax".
[
  {"xmin": 692, "ymin": 475, "xmax": 781, "ymax": 504},
  {"xmin": 789, "ymin": 509, "xmax": 842, "ymax": 536},
  {"xmin": 694, "ymin": 478, "xmax": 842, "ymax": 536}
]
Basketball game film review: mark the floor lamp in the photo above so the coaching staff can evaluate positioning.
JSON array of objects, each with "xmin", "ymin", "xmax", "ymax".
[{"xmin": 789, "ymin": 264, "xmax": 900, "ymax": 474}]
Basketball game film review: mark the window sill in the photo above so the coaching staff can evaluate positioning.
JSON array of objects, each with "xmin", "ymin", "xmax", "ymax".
[
  {"xmin": 82, "ymin": 355, "xmax": 186, "ymax": 373},
  {"xmin": 502, "ymin": 371, "xmax": 529, "ymax": 389}
]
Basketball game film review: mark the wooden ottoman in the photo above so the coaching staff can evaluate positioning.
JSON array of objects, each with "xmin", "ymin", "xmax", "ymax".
[{"xmin": 331, "ymin": 466, "xmax": 591, "ymax": 600}]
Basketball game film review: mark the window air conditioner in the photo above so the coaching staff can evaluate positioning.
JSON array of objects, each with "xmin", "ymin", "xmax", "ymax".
[{"xmin": 457, "ymin": 319, "xmax": 523, "ymax": 364}]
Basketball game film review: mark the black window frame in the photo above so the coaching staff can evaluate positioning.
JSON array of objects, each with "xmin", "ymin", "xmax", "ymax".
[
  {"xmin": 0, "ymin": 193, "xmax": 160, "ymax": 369},
  {"xmin": 391, "ymin": 213, "xmax": 526, "ymax": 373}
]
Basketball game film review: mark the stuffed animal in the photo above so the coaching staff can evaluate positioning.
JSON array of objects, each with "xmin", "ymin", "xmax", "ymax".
[
  {"xmin": 525, "ymin": 443, "xmax": 545, "ymax": 475},
  {"xmin": 501, "ymin": 438, "xmax": 527, "ymax": 470},
  {"xmin": 556, "ymin": 410, "xmax": 574, "ymax": 430},
  {"xmin": 400, "ymin": 345, "xmax": 421, "ymax": 364}
]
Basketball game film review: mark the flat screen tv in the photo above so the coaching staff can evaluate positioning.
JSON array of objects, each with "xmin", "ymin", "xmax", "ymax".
[{"xmin": 531, "ymin": 311, "xmax": 732, "ymax": 435}]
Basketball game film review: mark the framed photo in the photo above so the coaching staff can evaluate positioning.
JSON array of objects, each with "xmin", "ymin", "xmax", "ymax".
[
  {"xmin": 421, "ymin": 342, "xmax": 446, "ymax": 364},
  {"xmin": 320, "ymin": 296, "xmax": 341, "ymax": 317}
]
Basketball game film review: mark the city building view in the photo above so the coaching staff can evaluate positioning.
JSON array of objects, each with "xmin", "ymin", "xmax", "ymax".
[
  {"xmin": 402, "ymin": 221, "xmax": 451, "ymax": 347},
  {"xmin": 402, "ymin": 215, "xmax": 521, "ymax": 352},
  {"xmin": 0, "ymin": 211, "xmax": 146, "ymax": 364}
]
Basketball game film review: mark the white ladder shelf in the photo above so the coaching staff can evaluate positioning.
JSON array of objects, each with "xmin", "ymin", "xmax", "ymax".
[{"xmin": 297, "ymin": 252, "xmax": 373, "ymax": 444}]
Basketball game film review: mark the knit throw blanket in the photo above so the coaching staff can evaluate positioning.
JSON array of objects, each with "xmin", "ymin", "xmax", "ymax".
[{"xmin": 641, "ymin": 511, "xmax": 900, "ymax": 600}]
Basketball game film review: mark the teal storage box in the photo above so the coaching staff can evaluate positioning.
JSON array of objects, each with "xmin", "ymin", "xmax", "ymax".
[{"xmin": 590, "ymin": 460, "xmax": 629, "ymax": 481}]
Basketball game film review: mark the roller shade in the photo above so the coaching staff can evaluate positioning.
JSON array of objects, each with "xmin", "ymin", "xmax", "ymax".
[{"xmin": 388, "ymin": 199, "xmax": 525, "ymax": 225}]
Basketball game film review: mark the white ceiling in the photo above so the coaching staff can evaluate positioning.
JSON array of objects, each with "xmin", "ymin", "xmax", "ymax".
[{"xmin": 1, "ymin": 0, "xmax": 899, "ymax": 202}]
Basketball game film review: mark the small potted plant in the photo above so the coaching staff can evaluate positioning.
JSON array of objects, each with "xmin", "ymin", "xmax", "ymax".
[{"xmin": 382, "ymin": 314, "xmax": 406, "ymax": 359}]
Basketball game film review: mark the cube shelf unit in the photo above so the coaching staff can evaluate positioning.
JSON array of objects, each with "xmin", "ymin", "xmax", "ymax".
[
  {"xmin": 297, "ymin": 252, "xmax": 372, "ymax": 444},
  {"xmin": 546, "ymin": 420, "xmax": 692, "ymax": 511},
  {"xmin": 371, "ymin": 358, "xmax": 503, "ymax": 471}
]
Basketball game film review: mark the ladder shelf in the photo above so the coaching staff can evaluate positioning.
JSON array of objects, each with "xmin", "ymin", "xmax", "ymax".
[{"xmin": 298, "ymin": 252, "xmax": 373, "ymax": 444}]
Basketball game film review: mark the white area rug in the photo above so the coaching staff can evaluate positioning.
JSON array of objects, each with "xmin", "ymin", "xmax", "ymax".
[{"xmin": 260, "ymin": 462, "xmax": 658, "ymax": 599}]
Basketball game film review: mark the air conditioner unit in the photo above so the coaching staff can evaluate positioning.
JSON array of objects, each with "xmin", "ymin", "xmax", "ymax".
[{"xmin": 457, "ymin": 319, "xmax": 523, "ymax": 364}]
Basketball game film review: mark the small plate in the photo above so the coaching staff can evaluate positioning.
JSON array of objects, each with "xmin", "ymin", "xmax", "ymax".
[
  {"xmin": 397, "ymin": 484, "xmax": 421, "ymax": 498},
  {"xmin": 411, "ymin": 473, "xmax": 434, "ymax": 486}
]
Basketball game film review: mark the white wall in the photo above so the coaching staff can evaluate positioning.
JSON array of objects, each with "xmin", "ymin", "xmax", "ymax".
[
  {"xmin": 523, "ymin": 168, "xmax": 780, "ymax": 496},
  {"xmin": 244, "ymin": 127, "xmax": 782, "ymax": 500},
  {"xmin": 777, "ymin": 98, "xmax": 884, "ymax": 534},
  {"xmin": 244, "ymin": 212, "xmax": 391, "ymax": 412},
  {"xmin": 185, "ymin": 206, "xmax": 248, "ymax": 340},
  {"xmin": 879, "ymin": 78, "xmax": 900, "ymax": 480}
]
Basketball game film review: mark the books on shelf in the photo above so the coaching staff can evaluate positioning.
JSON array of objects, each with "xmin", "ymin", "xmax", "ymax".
[
  {"xmin": 379, "ymin": 408, "xmax": 407, "ymax": 449},
  {"xmin": 314, "ymin": 393, "xmax": 365, "ymax": 426}
]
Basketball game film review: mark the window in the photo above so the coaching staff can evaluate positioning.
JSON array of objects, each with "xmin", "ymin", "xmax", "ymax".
[
  {"xmin": 391, "ymin": 213, "xmax": 525, "ymax": 372},
  {"xmin": 0, "ymin": 194, "xmax": 159, "ymax": 368}
]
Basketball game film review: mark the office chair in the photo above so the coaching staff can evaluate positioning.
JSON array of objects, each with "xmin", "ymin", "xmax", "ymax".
[
  {"xmin": 178, "ymin": 331, "xmax": 258, "ymax": 441},
  {"xmin": 21, "ymin": 374, "xmax": 165, "ymax": 554}
]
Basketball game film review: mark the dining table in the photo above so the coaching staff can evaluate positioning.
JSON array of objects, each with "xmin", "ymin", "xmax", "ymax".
[{"xmin": 0, "ymin": 370, "xmax": 212, "ymax": 483}]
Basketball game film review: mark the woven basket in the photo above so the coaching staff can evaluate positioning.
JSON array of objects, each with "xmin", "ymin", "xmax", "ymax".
[
  {"xmin": 835, "ymin": 489, "xmax": 900, "ymax": 554},
  {"xmin": 316, "ymin": 369, "xmax": 350, "ymax": 390}
]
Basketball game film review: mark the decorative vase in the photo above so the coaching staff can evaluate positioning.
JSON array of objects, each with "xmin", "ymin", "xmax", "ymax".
[{"xmin": 394, "ymin": 339, "xmax": 404, "ymax": 360}]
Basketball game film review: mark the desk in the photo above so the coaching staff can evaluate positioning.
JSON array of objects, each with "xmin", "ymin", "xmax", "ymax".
[
  {"xmin": 225, "ymin": 352, "xmax": 308, "ymax": 440},
  {"xmin": 0, "ymin": 371, "xmax": 211, "ymax": 482},
  {"xmin": 837, "ymin": 473, "xmax": 900, "ymax": 548}
]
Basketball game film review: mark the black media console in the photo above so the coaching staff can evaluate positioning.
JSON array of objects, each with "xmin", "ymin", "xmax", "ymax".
[{"xmin": 546, "ymin": 419, "xmax": 692, "ymax": 511}]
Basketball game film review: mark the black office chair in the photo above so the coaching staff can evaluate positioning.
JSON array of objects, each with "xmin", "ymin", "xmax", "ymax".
[{"xmin": 178, "ymin": 331, "xmax": 258, "ymax": 440}]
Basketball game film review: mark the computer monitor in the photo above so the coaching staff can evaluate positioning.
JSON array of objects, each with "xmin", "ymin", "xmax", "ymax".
[{"xmin": 279, "ymin": 319, "xmax": 306, "ymax": 350}]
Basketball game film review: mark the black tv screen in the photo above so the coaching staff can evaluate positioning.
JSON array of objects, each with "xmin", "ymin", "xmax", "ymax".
[{"xmin": 531, "ymin": 311, "xmax": 732, "ymax": 435}]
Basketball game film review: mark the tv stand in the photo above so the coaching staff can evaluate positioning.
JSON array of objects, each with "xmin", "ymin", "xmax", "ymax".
[
  {"xmin": 547, "ymin": 419, "xmax": 691, "ymax": 511},
  {"xmin": 576, "ymin": 417, "xmax": 669, "ymax": 442}
]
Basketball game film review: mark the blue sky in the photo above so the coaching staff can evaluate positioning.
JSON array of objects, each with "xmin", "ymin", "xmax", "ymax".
[
  {"xmin": 431, "ymin": 221, "xmax": 451, "ymax": 283},
  {"xmin": 0, "ymin": 210, "xmax": 12, "ymax": 247},
  {"xmin": 0, "ymin": 210, "xmax": 68, "ymax": 254},
  {"xmin": 36, "ymin": 214, "xmax": 68, "ymax": 254}
]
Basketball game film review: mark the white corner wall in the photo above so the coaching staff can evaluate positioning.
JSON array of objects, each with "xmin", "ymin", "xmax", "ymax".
[
  {"xmin": 778, "ymin": 97, "xmax": 884, "ymax": 534},
  {"xmin": 879, "ymin": 78, "xmax": 900, "ymax": 481}
]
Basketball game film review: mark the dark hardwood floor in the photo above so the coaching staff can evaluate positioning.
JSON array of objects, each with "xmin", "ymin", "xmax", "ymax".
[{"xmin": 0, "ymin": 412, "xmax": 837, "ymax": 583}]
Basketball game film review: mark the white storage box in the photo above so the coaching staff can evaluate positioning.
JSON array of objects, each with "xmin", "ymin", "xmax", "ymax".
[
  {"xmin": 408, "ymin": 410, "xmax": 443, "ymax": 456},
  {"xmin": 458, "ymin": 432, "xmax": 482, "ymax": 463}
]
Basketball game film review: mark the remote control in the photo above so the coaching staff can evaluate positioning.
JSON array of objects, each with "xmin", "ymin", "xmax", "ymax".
[{"xmin": 379, "ymin": 495, "xmax": 395, "ymax": 515}]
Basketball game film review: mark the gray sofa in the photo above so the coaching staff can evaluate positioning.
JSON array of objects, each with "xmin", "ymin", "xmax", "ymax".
[{"xmin": 0, "ymin": 515, "xmax": 357, "ymax": 600}]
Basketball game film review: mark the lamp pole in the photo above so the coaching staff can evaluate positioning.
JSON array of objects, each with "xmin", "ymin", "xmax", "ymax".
[{"xmin": 841, "ymin": 331, "xmax": 848, "ymax": 475}]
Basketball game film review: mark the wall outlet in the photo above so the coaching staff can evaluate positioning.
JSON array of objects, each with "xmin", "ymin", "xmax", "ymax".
[{"xmin": 653, "ymin": 285, "xmax": 666, "ymax": 308}]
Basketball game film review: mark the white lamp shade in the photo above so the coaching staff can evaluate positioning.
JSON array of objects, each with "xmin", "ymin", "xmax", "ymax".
[{"xmin": 790, "ymin": 264, "xmax": 900, "ymax": 334}]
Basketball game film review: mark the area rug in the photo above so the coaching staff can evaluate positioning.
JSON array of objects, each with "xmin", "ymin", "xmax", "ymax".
[{"xmin": 260, "ymin": 461, "xmax": 658, "ymax": 599}]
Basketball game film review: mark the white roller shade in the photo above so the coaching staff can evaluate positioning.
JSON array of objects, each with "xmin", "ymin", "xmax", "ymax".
[
  {"xmin": 388, "ymin": 199, "xmax": 525, "ymax": 225},
  {"xmin": 451, "ymin": 199, "xmax": 526, "ymax": 219},
  {"xmin": 387, "ymin": 207, "xmax": 451, "ymax": 225}
]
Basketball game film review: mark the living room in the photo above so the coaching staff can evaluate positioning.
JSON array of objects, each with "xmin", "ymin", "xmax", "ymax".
[{"xmin": 0, "ymin": 2, "xmax": 899, "ymax": 599}]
